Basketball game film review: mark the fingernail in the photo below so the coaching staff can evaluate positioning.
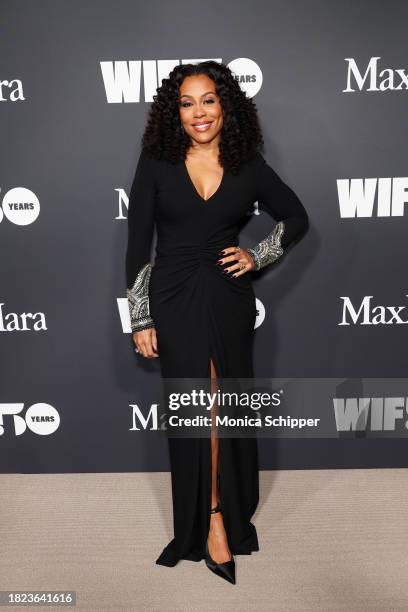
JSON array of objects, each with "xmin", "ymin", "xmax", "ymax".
[{"xmin": 218, "ymin": 250, "xmax": 225, "ymax": 255}]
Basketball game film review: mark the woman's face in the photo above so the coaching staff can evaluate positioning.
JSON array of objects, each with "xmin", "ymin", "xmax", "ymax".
[{"xmin": 178, "ymin": 74, "xmax": 223, "ymax": 145}]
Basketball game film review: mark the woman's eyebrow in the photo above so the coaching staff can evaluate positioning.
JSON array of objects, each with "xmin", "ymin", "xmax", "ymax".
[{"xmin": 178, "ymin": 91, "xmax": 217, "ymax": 99}]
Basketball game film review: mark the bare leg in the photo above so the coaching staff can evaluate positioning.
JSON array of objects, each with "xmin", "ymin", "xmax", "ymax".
[{"xmin": 207, "ymin": 358, "xmax": 232, "ymax": 563}]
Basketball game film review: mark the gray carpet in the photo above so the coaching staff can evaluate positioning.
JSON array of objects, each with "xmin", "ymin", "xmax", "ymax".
[{"xmin": 1, "ymin": 469, "xmax": 407, "ymax": 611}]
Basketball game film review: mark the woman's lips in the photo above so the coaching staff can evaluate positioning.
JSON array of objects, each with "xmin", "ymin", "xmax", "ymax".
[{"xmin": 192, "ymin": 122, "xmax": 212, "ymax": 132}]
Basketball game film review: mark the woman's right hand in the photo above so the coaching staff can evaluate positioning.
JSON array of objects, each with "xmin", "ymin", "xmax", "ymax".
[{"xmin": 133, "ymin": 327, "xmax": 159, "ymax": 359}]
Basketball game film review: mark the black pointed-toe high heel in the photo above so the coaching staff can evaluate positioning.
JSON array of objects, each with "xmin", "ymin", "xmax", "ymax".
[{"xmin": 205, "ymin": 503, "xmax": 236, "ymax": 585}]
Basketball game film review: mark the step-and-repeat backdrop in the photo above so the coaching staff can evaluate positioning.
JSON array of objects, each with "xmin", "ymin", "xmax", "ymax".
[{"xmin": 2, "ymin": 0, "xmax": 408, "ymax": 472}]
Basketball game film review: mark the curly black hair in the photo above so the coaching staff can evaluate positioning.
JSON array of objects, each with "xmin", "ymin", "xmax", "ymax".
[{"xmin": 140, "ymin": 60, "xmax": 264, "ymax": 175}]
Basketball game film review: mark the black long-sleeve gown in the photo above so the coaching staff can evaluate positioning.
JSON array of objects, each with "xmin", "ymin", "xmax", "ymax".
[{"xmin": 126, "ymin": 148, "xmax": 308, "ymax": 567}]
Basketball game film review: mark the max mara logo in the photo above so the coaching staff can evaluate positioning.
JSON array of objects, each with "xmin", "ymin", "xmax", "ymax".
[
  {"xmin": 0, "ymin": 77, "xmax": 25, "ymax": 101},
  {"xmin": 339, "ymin": 295, "xmax": 408, "ymax": 325},
  {"xmin": 343, "ymin": 57, "xmax": 408, "ymax": 92}
]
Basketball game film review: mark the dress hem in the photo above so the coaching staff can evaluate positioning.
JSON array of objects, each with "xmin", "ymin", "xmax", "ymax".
[{"xmin": 155, "ymin": 533, "xmax": 260, "ymax": 567}]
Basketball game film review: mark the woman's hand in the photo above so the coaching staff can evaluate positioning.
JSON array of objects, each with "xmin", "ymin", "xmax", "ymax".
[
  {"xmin": 217, "ymin": 246, "xmax": 255, "ymax": 277},
  {"xmin": 132, "ymin": 327, "xmax": 159, "ymax": 359}
]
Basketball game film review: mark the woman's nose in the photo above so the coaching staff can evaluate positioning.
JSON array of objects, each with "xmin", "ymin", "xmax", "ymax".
[{"xmin": 194, "ymin": 104, "xmax": 207, "ymax": 116}]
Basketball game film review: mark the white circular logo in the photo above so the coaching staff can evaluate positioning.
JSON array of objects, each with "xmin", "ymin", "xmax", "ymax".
[
  {"xmin": 254, "ymin": 297, "xmax": 265, "ymax": 328},
  {"xmin": 25, "ymin": 403, "xmax": 60, "ymax": 435},
  {"xmin": 227, "ymin": 58, "xmax": 263, "ymax": 98},
  {"xmin": 3, "ymin": 187, "xmax": 40, "ymax": 225}
]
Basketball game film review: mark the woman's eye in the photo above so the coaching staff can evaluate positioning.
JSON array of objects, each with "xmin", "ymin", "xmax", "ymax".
[{"xmin": 179, "ymin": 99, "xmax": 215, "ymax": 107}]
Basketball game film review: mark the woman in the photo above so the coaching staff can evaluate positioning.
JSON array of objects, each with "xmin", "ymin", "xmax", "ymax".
[{"xmin": 126, "ymin": 60, "xmax": 309, "ymax": 584}]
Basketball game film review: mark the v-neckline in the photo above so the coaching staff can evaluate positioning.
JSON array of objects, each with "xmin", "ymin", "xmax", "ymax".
[{"xmin": 183, "ymin": 159, "xmax": 225, "ymax": 203}]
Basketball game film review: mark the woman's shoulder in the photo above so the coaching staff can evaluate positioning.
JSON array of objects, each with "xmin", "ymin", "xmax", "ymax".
[
  {"xmin": 240, "ymin": 151, "xmax": 268, "ymax": 178},
  {"xmin": 249, "ymin": 151, "xmax": 266, "ymax": 166},
  {"xmin": 138, "ymin": 147, "xmax": 159, "ymax": 165},
  {"xmin": 247, "ymin": 151, "xmax": 282, "ymax": 177},
  {"xmin": 239, "ymin": 150, "xmax": 266, "ymax": 172},
  {"xmin": 138, "ymin": 148, "xmax": 179, "ymax": 174},
  {"xmin": 134, "ymin": 148, "xmax": 169, "ymax": 180}
]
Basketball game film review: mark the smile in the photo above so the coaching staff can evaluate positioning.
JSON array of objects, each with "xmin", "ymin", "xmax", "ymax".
[{"xmin": 192, "ymin": 122, "xmax": 213, "ymax": 132}]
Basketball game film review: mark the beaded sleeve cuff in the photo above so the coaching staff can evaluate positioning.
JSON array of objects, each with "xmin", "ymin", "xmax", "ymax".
[
  {"xmin": 247, "ymin": 221, "xmax": 285, "ymax": 271},
  {"xmin": 126, "ymin": 262, "xmax": 155, "ymax": 332}
]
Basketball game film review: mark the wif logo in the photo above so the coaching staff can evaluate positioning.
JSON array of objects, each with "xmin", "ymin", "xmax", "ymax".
[
  {"xmin": 254, "ymin": 297, "xmax": 265, "ymax": 329},
  {"xmin": 0, "ymin": 403, "xmax": 60, "ymax": 436},
  {"xmin": 117, "ymin": 296, "xmax": 262, "ymax": 332},
  {"xmin": 101, "ymin": 57, "xmax": 262, "ymax": 103},
  {"xmin": 1, "ymin": 187, "xmax": 40, "ymax": 225},
  {"xmin": 334, "ymin": 397, "xmax": 408, "ymax": 432},
  {"xmin": 337, "ymin": 177, "xmax": 408, "ymax": 217}
]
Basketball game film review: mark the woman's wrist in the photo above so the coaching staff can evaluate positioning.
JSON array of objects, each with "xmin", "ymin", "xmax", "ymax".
[
  {"xmin": 131, "ymin": 320, "xmax": 155, "ymax": 333},
  {"xmin": 127, "ymin": 262, "xmax": 154, "ymax": 332},
  {"xmin": 246, "ymin": 248, "xmax": 261, "ymax": 271},
  {"xmin": 247, "ymin": 220, "xmax": 285, "ymax": 270}
]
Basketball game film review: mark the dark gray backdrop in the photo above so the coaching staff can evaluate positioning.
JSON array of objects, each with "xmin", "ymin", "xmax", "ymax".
[{"xmin": 1, "ymin": 0, "xmax": 407, "ymax": 472}]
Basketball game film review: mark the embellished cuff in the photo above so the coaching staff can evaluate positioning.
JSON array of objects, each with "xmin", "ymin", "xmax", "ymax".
[
  {"xmin": 247, "ymin": 221, "xmax": 285, "ymax": 271},
  {"xmin": 126, "ymin": 263, "xmax": 155, "ymax": 332}
]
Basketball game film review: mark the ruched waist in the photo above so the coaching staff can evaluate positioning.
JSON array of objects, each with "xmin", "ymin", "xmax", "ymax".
[
  {"xmin": 149, "ymin": 233, "xmax": 254, "ymax": 301},
  {"xmin": 154, "ymin": 236, "xmax": 239, "ymax": 266}
]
